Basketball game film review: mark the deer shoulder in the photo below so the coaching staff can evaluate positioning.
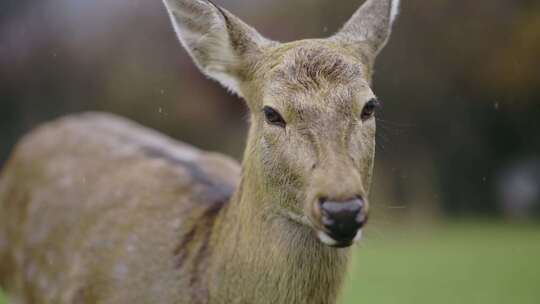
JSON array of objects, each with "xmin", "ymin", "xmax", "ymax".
[{"xmin": 0, "ymin": 112, "xmax": 239, "ymax": 303}]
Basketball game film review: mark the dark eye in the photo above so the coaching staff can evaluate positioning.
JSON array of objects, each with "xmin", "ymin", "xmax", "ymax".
[
  {"xmin": 361, "ymin": 98, "xmax": 381, "ymax": 121},
  {"xmin": 263, "ymin": 106, "xmax": 286, "ymax": 128}
]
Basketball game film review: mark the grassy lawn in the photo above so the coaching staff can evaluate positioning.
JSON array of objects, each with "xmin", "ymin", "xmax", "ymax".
[
  {"xmin": 340, "ymin": 220, "xmax": 540, "ymax": 304},
  {"xmin": 1, "ymin": 221, "xmax": 539, "ymax": 304}
]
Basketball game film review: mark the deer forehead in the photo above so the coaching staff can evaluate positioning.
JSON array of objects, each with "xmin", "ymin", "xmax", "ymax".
[
  {"xmin": 266, "ymin": 43, "xmax": 370, "ymax": 85},
  {"xmin": 254, "ymin": 45, "xmax": 373, "ymax": 121}
]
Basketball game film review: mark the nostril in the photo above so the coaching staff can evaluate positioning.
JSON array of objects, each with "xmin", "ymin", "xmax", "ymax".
[
  {"xmin": 318, "ymin": 197, "xmax": 332, "ymax": 225},
  {"xmin": 353, "ymin": 196, "xmax": 364, "ymax": 214},
  {"xmin": 349, "ymin": 197, "xmax": 363, "ymax": 213},
  {"xmin": 321, "ymin": 216, "xmax": 335, "ymax": 227}
]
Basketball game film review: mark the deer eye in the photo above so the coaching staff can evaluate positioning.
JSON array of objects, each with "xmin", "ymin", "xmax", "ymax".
[
  {"xmin": 263, "ymin": 106, "xmax": 286, "ymax": 128},
  {"xmin": 361, "ymin": 98, "xmax": 380, "ymax": 121}
]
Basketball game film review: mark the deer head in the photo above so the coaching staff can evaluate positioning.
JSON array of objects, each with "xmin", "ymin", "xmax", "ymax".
[{"xmin": 163, "ymin": 0, "xmax": 399, "ymax": 248}]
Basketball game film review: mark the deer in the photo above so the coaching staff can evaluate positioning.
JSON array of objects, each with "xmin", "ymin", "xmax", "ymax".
[{"xmin": 0, "ymin": 0, "xmax": 399, "ymax": 303}]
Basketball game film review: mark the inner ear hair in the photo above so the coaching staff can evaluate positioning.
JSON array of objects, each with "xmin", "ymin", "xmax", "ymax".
[{"xmin": 162, "ymin": 0, "xmax": 272, "ymax": 96}]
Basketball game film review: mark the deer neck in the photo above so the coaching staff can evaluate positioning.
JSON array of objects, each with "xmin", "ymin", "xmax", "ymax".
[{"xmin": 208, "ymin": 143, "xmax": 352, "ymax": 304}]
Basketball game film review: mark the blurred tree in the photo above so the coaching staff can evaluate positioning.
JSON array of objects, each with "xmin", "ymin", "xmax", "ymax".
[{"xmin": 0, "ymin": 0, "xmax": 538, "ymax": 217}]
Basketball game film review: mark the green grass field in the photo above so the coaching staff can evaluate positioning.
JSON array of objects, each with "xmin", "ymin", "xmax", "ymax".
[
  {"xmin": 1, "ymin": 221, "xmax": 539, "ymax": 304},
  {"xmin": 340, "ymin": 221, "xmax": 540, "ymax": 304}
]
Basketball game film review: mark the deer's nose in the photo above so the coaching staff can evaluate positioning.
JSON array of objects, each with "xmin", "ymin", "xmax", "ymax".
[{"xmin": 319, "ymin": 197, "xmax": 365, "ymax": 243}]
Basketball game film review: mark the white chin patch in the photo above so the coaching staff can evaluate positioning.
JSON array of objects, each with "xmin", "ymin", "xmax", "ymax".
[
  {"xmin": 354, "ymin": 229, "xmax": 363, "ymax": 242},
  {"xmin": 317, "ymin": 230, "xmax": 364, "ymax": 246},
  {"xmin": 317, "ymin": 231, "xmax": 338, "ymax": 246}
]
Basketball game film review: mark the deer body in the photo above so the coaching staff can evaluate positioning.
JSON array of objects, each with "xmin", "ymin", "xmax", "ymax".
[
  {"xmin": 0, "ymin": 113, "xmax": 344, "ymax": 303},
  {"xmin": 0, "ymin": 0, "xmax": 399, "ymax": 303}
]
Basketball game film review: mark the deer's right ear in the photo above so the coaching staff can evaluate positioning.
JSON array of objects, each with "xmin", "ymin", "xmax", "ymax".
[{"xmin": 162, "ymin": 0, "xmax": 272, "ymax": 96}]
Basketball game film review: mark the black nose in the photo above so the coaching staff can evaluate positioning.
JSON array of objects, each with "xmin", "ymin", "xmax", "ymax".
[{"xmin": 319, "ymin": 197, "xmax": 365, "ymax": 242}]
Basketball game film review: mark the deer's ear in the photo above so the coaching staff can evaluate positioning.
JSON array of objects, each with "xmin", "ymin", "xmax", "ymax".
[
  {"xmin": 162, "ymin": 0, "xmax": 272, "ymax": 96},
  {"xmin": 333, "ymin": 0, "xmax": 400, "ymax": 56}
]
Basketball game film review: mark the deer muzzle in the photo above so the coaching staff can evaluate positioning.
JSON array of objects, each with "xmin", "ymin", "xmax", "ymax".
[{"xmin": 317, "ymin": 197, "xmax": 367, "ymax": 248}]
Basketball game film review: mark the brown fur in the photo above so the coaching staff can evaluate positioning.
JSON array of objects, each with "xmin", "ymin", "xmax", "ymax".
[{"xmin": 0, "ymin": 0, "xmax": 399, "ymax": 303}]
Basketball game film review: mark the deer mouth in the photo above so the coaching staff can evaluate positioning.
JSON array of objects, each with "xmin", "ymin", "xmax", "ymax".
[
  {"xmin": 280, "ymin": 209, "xmax": 366, "ymax": 248},
  {"xmin": 316, "ymin": 228, "xmax": 363, "ymax": 248}
]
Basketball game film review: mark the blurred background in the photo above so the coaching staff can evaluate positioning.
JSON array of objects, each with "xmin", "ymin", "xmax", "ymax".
[{"xmin": 0, "ymin": 0, "xmax": 539, "ymax": 303}]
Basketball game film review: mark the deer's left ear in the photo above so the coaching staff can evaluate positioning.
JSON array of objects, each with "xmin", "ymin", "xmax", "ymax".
[
  {"xmin": 162, "ymin": 0, "xmax": 273, "ymax": 96},
  {"xmin": 333, "ymin": 0, "xmax": 400, "ymax": 56}
]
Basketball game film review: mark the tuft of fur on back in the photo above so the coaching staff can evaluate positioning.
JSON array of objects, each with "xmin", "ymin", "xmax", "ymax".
[{"xmin": 391, "ymin": 0, "xmax": 400, "ymax": 24}]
